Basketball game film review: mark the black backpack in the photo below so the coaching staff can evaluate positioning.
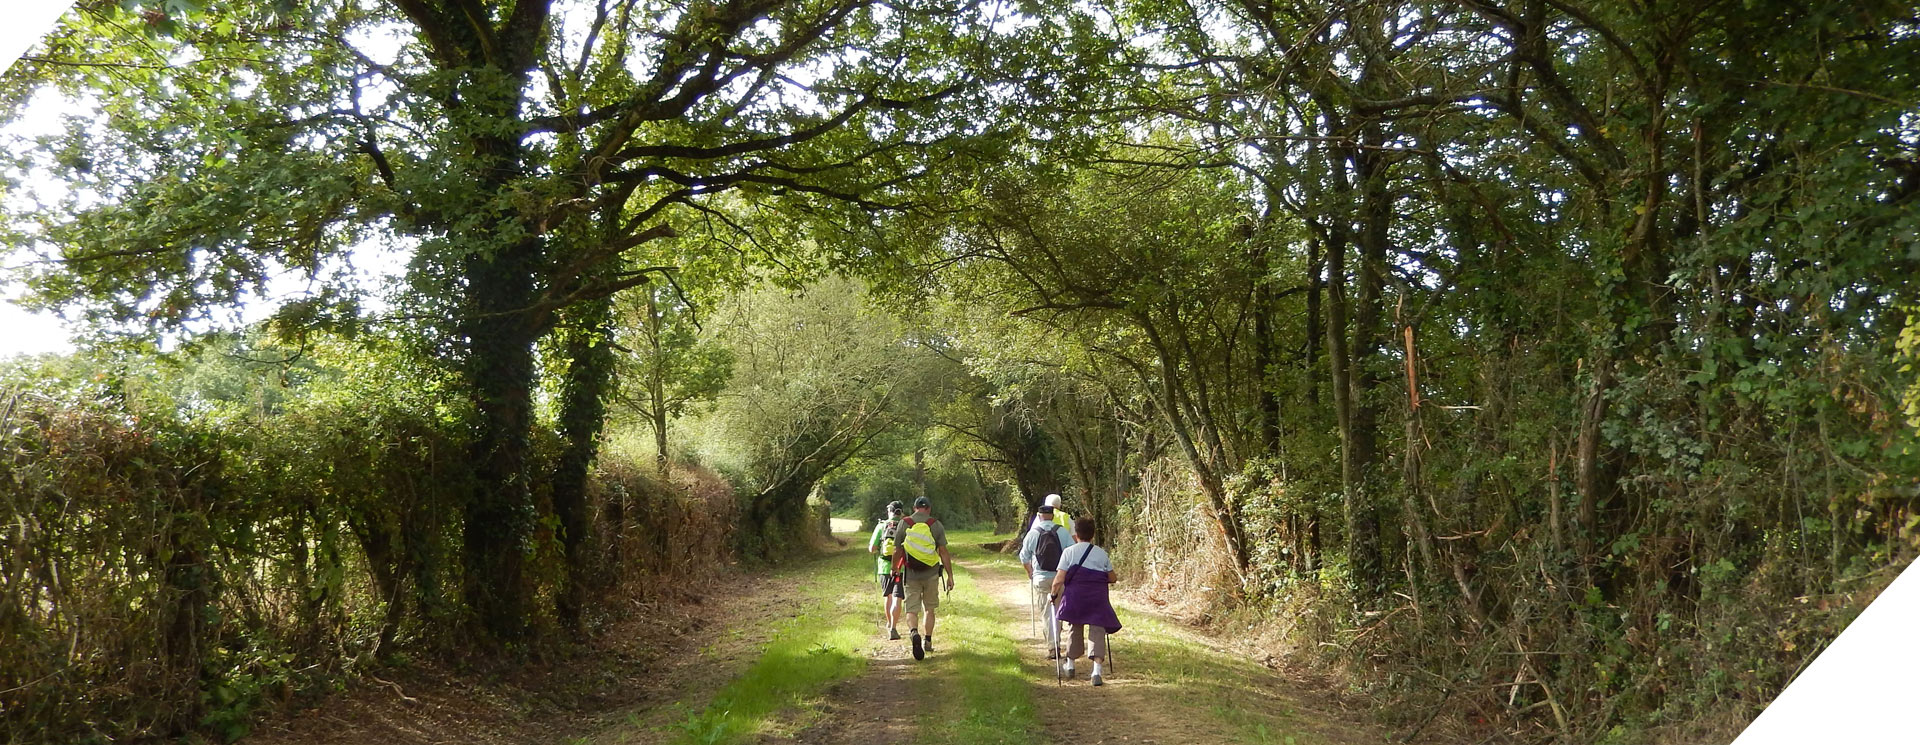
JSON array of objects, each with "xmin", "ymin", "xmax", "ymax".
[{"xmin": 1034, "ymin": 524, "xmax": 1064, "ymax": 571}]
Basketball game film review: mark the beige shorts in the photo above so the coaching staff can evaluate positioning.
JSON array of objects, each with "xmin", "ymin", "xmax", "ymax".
[{"xmin": 901, "ymin": 572, "xmax": 942, "ymax": 613}]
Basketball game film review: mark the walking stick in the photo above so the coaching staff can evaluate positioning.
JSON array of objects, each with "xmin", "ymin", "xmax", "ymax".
[{"xmin": 1106, "ymin": 630, "xmax": 1115, "ymax": 677}]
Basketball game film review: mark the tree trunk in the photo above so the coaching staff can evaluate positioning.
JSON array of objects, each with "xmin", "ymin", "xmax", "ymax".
[
  {"xmin": 1253, "ymin": 240, "xmax": 1280, "ymax": 456},
  {"xmin": 160, "ymin": 505, "xmax": 210, "ymax": 732},
  {"xmin": 973, "ymin": 461, "xmax": 1009, "ymax": 532},
  {"xmin": 990, "ymin": 401, "xmax": 1065, "ymax": 517},
  {"xmin": 553, "ymin": 292, "xmax": 615, "ymax": 632},
  {"xmin": 1305, "ymin": 235, "xmax": 1324, "ymax": 409},
  {"xmin": 1350, "ymin": 123, "xmax": 1395, "ymax": 590},
  {"xmin": 460, "ymin": 238, "xmax": 541, "ymax": 641},
  {"xmin": 646, "ymin": 289, "xmax": 671, "ymax": 479},
  {"xmin": 914, "ymin": 447, "xmax": 927, "ymax": 499},
  {"xmin": 1574, "ymin": 358, "xmax": 1613, "ymax": 564},
  {"xmin": 1399, "ymin": 323, "xmax": 1439, "ymax": 590},
  {"xmin": 1323, "ymin": 217, "xmax": 1381, "ymax": 600},
  {"xmin": 1132, "ymin": 325, "xmax": 1252, "ymax": 573}
]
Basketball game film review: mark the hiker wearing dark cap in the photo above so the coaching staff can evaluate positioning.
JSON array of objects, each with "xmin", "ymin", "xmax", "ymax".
[
  {"xmin": 1019, "ymin": 503, "xmax": 1070, "ymax": 657},
  {"xmin": 1050, "ymin": 517, "xmax": 1122, "ymax": 686},
  {"xmin": 890, "ymin": 496, "xmax": 953, "ymax": 660},
  {"xmin": 868, "ymin": 500, "xmax": 906, "ymax": 640}
]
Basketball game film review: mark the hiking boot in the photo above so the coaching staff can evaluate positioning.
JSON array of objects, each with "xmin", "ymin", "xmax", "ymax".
[
  {"xmin": 1046, "ymin": 649, "xmax": 1058, "ymax": 660},
  {"xmin": 923, "ymin": 636, "xmax": 935, "ymax": 654},
  {"xmin": 911, "ymin": 630, "xmax": 924, "ymax": 660},
  {"xmin": 888, "ymin": 626, "xmax": 901, "ymax": 641},
  {"xmin": 1060, "ymin": 661, "xmax": 1075, "ymax": 679},
  {"xmin": 1091, "ymin": 672, "xmax": 1104, "ymax": 686}
]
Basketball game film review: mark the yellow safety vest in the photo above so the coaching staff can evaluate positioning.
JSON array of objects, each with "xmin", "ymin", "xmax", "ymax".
[{"xmin": 902, "ymin": 518, "xmax": 940, "ymax": 568}]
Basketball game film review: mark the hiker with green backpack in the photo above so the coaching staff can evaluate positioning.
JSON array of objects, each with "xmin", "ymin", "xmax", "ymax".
[
  {"xmin": 889, "ymin": 496, "xmax": 953, "ymax": 660},
  {"xmin": 867, "ymin": 500, "xmax": 906, "ymax": 640}
]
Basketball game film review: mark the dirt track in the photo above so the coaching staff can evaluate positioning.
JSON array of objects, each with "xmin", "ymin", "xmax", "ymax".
[
  {"xmin": 246, "ymin": 534, "xmax": 1436, "ymax": 745},
  {"xmin": 962, "ymin": 554, "xmax": 1402, "ymax": 745}
]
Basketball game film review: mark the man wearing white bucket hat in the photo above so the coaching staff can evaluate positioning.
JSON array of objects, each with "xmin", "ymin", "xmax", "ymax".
[{"xmin": 1027, "ymin": 493, "xmax": 1072, "ymax": 534}]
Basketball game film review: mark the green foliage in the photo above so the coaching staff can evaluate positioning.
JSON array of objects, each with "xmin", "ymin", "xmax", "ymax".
[
  {"xmin": 0, "ymin": 327, "xmax": 744, "ymax": 741},
  {"xmin": 686, "ymin": 276, "xmax": 955, "ymax": 550},
  {"xmin": 2, "ymin": 0, "xmax": 1918, "ymax": 741},
  {"xmin": 663, "ymin": 551, "xmax": 872, "ymax": 744}
]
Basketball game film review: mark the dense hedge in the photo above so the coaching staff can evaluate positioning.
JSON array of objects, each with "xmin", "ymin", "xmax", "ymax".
[{"xmin": 0, "ymin": 347, "xmax": 739, "ymax": 743}]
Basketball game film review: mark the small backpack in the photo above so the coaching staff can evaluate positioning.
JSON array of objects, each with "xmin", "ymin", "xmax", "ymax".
[
  {"xmin": 896, "ymin": 516, "xmax": 941, "ymax": 571},
  {"xmin": 1034, "ymin": 524, "xmax": 1064, "ymax": 571},
  {"xmin": 881, "ymin": 519, "xmax": 899, "ymax": 556}
]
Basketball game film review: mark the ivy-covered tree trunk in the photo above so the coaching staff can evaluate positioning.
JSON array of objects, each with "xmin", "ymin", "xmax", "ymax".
[
  {"xmin": 461, "ymin": 238, "xmax": 543, "ymax": 641},
  {"xmin": 159, "ymin": 512, "xmax": 210, "ymax": 733},
  {"xmin": 746, "ymin": 478, "xmax": 817, "ymax": 555},
  {"xmin": 553, "ymin": 293, "xmax": 616, "ymax": 631}
]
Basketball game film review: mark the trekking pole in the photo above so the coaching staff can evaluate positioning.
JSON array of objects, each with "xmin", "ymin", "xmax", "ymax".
[{"xmin": 1107, "ymin": 632, "xmax": 1115, "ymax": 677}]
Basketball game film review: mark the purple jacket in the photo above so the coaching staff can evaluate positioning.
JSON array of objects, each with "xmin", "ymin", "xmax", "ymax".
[{"xmin": 1055, "ymin": 550, "xmax": 1122, "ymax": 634}]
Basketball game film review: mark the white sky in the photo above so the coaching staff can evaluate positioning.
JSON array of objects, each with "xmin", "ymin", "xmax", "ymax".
[
  {"xmin": 1, "ymin": 2, "xmax": 81, "ymax": 359},
  {"xmin": 0, "ymin": 4, "xmax": 407, "ymax": 360}
]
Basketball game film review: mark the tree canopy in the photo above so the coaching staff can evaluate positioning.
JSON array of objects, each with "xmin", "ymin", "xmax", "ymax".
[{"xmin": 3, "ymin": 0, "xmax": 1918, "ymax": 742}]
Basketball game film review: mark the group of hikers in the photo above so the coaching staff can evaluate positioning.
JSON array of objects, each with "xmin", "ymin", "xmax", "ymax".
[{"xmin": 866, "ymin": 493, "xmax": 1121, "ymax": 687}]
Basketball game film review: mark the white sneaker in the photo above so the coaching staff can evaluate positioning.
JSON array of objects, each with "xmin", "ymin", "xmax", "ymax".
[{"xmin": 1060, "ymin": 661, "xmax": 1075, "ymax": 679}]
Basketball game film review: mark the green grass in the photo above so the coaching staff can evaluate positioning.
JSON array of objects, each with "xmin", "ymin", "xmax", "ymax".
[
  {"xmin": 663, "ymin": 529, "xmax": 1043, "ymax": 745},
  {"xmin": 666, "ymin": 546, "xmax": 875, "ymax": 745},
  {"xmin": 914, "ymin": 530, "xmax": 1042, "ymax": 745},
  {"xmin": 1095, "ymin": 609, "xmax": 1325, "ymax": 745}
]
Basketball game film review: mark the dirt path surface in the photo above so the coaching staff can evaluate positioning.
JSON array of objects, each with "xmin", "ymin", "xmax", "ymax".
[
  {"xmin": 960, "ymin": 554, "xmax": 1402, "ymax": 745},
  {"xmin": 789, "ymin": 633, "xmax": 920, "ymax": 745},
  {"xmin": 244, "ymin": 536, "xmax": 1442, "ymax": 745},
  {"xmin": 244, "ymin": 552, "xmax": 846, "ymax": 745}
]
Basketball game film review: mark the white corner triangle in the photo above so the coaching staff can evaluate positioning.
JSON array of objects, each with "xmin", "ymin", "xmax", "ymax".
[
  {"xmin": 0, "ymin": 1, "xmax": 79, "ymax": 77},
  {"xmin": 1732, "ymin": 559, "xmax": 1919, "ymax": 744}
]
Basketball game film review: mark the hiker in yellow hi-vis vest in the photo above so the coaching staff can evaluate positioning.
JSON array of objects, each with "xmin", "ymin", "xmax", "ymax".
[
  {"xmin": 1026, "ymin": 493, "xmax": 1072, "ymax": 535},
  {"xmin": 890, "ymin": 496, "xmax": 953, "ymax": 660}
]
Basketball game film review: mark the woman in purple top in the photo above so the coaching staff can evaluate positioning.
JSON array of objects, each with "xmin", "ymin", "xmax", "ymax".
[{"xmin": 1050, "ymin": 518, "xmax": 1120, "ymax": 685}]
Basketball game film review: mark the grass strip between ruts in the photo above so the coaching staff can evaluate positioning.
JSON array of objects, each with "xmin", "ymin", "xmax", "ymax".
[
  {"xmin": 665, "ymin": 543, "xmax": 873, "ymax": 745},
  {"xmin": 913, "ymin": 532, "xmax": 1043, "ymax": 745}
]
